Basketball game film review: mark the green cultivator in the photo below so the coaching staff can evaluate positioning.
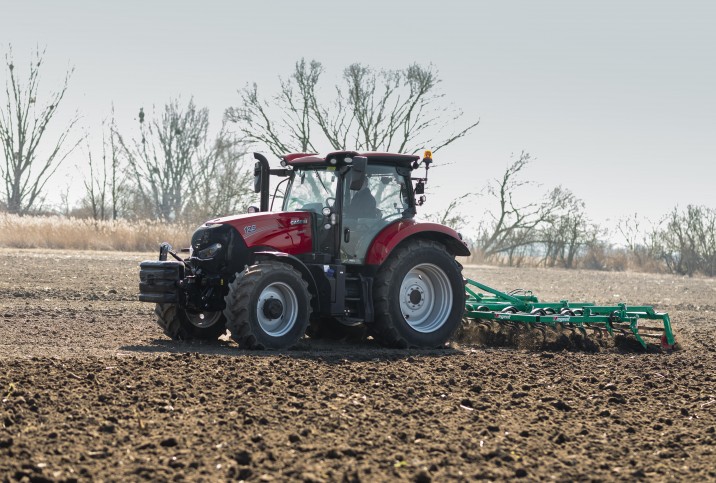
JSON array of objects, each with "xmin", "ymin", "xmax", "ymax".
[{"xmin": 463, "ymin": 279, "xmax": 676, "ymax": 351}]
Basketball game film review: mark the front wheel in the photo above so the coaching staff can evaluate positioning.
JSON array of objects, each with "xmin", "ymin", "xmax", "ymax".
[
  {"xmin": 224, "ymin": 262, "xmax": 311, "ymax": 349},
  {"xmin": 372, "ymin": 240, "xmax": 464, "ymax": 348},
  {"xmin": 155, "ymin": 303, "xmax": 227, "ymax": 341}
]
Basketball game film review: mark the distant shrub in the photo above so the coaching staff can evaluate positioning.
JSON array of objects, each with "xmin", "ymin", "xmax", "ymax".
[
  {"xmin": 653, "ymin": 205, "xmax": 716, "ymax": 277},
  {"xmin": 0, "ymin": 214, "xmax": 195, "ymax": 252}
]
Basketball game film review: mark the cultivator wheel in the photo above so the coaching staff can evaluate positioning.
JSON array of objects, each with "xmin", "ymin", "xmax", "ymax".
[{"xmin": 461, "ymin": 279, "xmax": 677, "ymax": 352}]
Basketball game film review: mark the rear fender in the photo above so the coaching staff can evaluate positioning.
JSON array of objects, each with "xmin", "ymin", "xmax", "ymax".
[
  {"xmin": 365, "ymin": 221, "xmax": 470, "ymax": 266},
  {"xmin": 251, "ymin": 251, "xmax": 320, "ymax": 311}
]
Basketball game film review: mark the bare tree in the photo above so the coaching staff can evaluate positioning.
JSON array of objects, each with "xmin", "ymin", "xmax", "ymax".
[
  {"xmin": 655, "ymin": 205, "xmax": 716, "ymax": 276},
  {"xmin": 117, "ymin": 99, "xmax": 210, "ymax": 221},
  {"xmin": 616, "ymin": 213, "xmax": 663, "ymax": 269},
  {"xmin": 476, "ymin": 152, "xmax": 573, "ymax": 261},
  {"xmin": 0, "ymin": 47, "xmax": 80, "ymax": 214},
  {"xmin": 425, "ymin": 193, "xmax": 475, "ymax": 231},
  {"xmin": 539, "ymin": 191, "xmax": 596, "ymax": 269},
  {"xmin": 226, "ymin": 59, "xmax": 479, "ymax": 157},
  {"xmin": 185, "ymin": 128, "xmax": 253, "ymax": 222},
  {"xmin": 117, "ymin": 98, "xmax": 252, "ymax": 223},
  {"xmin": 81, "ymin": 109, "xmax": 125, "ymax": 220},
  {"xmin": 82, "ymin": 135, "xmax": 107, "ymax": 220}
]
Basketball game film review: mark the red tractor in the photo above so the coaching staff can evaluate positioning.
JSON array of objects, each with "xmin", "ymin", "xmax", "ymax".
[{"xmin": 139, "ymin": 151, "xmax": 470, "ymax": 349}]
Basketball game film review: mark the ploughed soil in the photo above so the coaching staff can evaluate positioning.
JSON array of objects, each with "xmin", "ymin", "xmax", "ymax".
[{"xmin": 1, "ymin": 248, "xmax": 715, "ymax": 482}]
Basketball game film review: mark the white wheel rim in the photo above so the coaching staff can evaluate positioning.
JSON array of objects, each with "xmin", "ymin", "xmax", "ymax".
[
  {"xmin": 399, "ymin": 263, "xmax": 453, "ymax": 333},
  {"xmin": 187, "ymin": 311, "xmax": 222, "ymax": 329},
  {"xmin": 257, "ymin": 282, "xmax": 299, "ymax": 337}
]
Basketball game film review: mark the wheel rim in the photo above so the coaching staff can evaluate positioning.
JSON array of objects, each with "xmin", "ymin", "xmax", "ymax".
[
  {"xmin": 257, "ymin": 281, "xmax": 299, "ymax": 337},
  {"xmin": 186, "ymin": 311, "xmax": 223, "ymax": 329},
  {"xmin": 399, "ymin": 263, "xmax": 453, "ymax": 333}
]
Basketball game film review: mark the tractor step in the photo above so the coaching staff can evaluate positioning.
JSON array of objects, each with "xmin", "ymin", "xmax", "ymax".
[{"xmin": 462, "ymin": 279, "xmax": 676, "ymax": 350}]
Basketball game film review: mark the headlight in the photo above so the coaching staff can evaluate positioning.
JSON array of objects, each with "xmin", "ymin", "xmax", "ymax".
[{"xmin": 197, "ymin": 243, "xmax": 222, "ymax": 259}]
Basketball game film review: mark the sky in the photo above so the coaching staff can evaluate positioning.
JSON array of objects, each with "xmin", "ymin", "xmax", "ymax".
[{"xmin": 2, "ymin": 0, "xmax": 715, "ymax": 238}]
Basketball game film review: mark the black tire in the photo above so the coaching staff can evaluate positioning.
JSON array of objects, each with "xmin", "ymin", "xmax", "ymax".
[
  {"xmin": 154, "ymin": 303, "xmax": 227, "ymax": 341},
  {"xmin": 223, "ymin": 262, "xmax": 311, "ymax": 349},
  {"xmin": 372, "ymin": 240, "xmax": 464, "ymax": 348},
  {"xmin": 306, "ymin": 317, "xmax": 367, "ymax": 342}
]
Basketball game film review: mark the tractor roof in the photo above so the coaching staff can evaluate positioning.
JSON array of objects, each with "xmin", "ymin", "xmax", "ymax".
[{"xmin": 281, "ymin": 151, "xmax": 420, "ymax": 169}]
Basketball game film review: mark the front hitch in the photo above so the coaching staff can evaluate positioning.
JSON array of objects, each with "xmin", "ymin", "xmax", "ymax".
[
  {"xmin": 139, "ymin": 260, "xmax": 185, "ymax": 304},
  {"xmin": 159, "ymin": 242, "xmax": 184, "ymax": 263},
  {"xmin": 140, "ymin": 242, "xmax": 187, "ymax": 304}
]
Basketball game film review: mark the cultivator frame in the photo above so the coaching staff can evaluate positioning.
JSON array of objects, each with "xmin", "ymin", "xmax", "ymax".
[{"xmin": 463, "ymin": 279, "xmax": 676, "ymax": 350}]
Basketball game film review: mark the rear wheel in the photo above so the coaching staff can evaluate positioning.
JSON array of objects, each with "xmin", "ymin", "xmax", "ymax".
[
  {"xmin": 372, "ymin": 240, "xmax": 464, "ymax": 348},
  {"xmin": 224, "ymin": 262, "xmax": 311, "ymax": 349},
  {"xmin": 155, "ymin": 303, "xmax": 227, "ymax": 341}
]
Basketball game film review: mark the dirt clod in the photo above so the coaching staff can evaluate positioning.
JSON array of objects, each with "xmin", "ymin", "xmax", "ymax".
[
  {"xmin": 160, "ymin": 437, "xmax": 178, "ymax": 447},
  {"xmin": 234, "ymin": 450, "xmax": 252, "ymax": 465}
]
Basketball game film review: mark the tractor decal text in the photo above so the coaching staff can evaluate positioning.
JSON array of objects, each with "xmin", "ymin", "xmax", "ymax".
[
  {"xmin": 496, "ymin": 314, "xmax": 512, "ymax": 320},
  {"xmin": 553, "ymin": 316, "xmax": 571, "ymax": 322},
  {"xmin": 290, "ymin": 219, "xmax": 308, "ymax": 225}
]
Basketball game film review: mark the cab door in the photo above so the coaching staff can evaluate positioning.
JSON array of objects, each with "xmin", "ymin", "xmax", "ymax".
[{"xmin": 340, "ymin": 164, "xmax": 411, "ymax": 265}]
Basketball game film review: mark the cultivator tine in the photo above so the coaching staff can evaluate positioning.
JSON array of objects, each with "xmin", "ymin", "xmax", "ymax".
[
  {"xmin": 587, "ymin": 324, "xmax": 607, "ymax": 339},
  {"xmin": 462, "ymin": 279, "xmax": 676, "ymax": 351}
]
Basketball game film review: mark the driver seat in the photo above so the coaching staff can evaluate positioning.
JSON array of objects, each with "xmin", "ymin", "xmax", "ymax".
[{"xmin": 347, "ymin": 187, "xmax": 380, "ymax": 218}]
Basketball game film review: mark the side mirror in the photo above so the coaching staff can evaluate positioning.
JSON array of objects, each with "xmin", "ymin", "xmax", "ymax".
[
  {"xmin": 350, "ymin": 156, "xmax": 368, "ymax": 191},
  {"xmin": 253, "ymin": 161, "xmax": 262, "ymax": 193},
  {"xmin": 415, "ymin": 181, "xmax": 425, "ymax": 195}
]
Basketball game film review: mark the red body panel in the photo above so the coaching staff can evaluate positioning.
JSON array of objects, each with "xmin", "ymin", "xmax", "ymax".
[
  {"xmin": 207, "ymin": 212, "xmax": 313, "ymax": 256},
  {"xmin": 365, "ymin": 220, "xmax": 469, "ymax": 265}
]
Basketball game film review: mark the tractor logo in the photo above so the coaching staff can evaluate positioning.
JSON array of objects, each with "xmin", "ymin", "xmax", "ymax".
[
  {"xmin": 553, "ymin": 316, "xmax": 571, "ymax": 322},
  {"xmin": 496, "ymin": 314, "xmax": 512, "ymax": 320},
  {"xmin": 244, "ymin": 225, "xmax": 257, "ymax": 235},
  {"xmin": 290, "ymin": 218, "xmax": 308, "ymax": 226}
]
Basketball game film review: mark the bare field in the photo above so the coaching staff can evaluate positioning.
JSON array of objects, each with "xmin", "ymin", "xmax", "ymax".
[{"xmin": 1, "ymin": 248, "xmax": 715, "ymax": 482}]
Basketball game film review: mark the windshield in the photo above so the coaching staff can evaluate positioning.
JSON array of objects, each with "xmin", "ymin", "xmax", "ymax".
[{"xmin": 283, "ymin": 168, "xmax": 338, "ymax": 213}]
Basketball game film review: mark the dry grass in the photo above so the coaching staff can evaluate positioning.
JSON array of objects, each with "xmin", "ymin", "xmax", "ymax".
[
  {"xmin": 0, "ymin": 214, "xmax": 195, "ymax": 252},
  {"xmin": 0, "ymin": 215, "xmax": 679, "ymax": 277}
]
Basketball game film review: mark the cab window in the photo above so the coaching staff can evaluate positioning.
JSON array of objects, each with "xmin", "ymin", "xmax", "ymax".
[
  {"xmin": 343, "ymin": 165, "xmax": 409, "ymax": 221},
  {"xmin": 283, "ymin": 168, "xmax": 338, "ymax": 214}
]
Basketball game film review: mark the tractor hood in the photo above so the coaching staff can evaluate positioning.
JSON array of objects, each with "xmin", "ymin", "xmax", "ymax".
[{"xmin": 205, "ymin": 211, "xmax": 313, "ymax": 255}]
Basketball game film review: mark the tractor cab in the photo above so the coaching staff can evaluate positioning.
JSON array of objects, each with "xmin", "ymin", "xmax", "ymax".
[{"xmin": 254, "ymin": 151, "xmax": 422, "ymax": 265}]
